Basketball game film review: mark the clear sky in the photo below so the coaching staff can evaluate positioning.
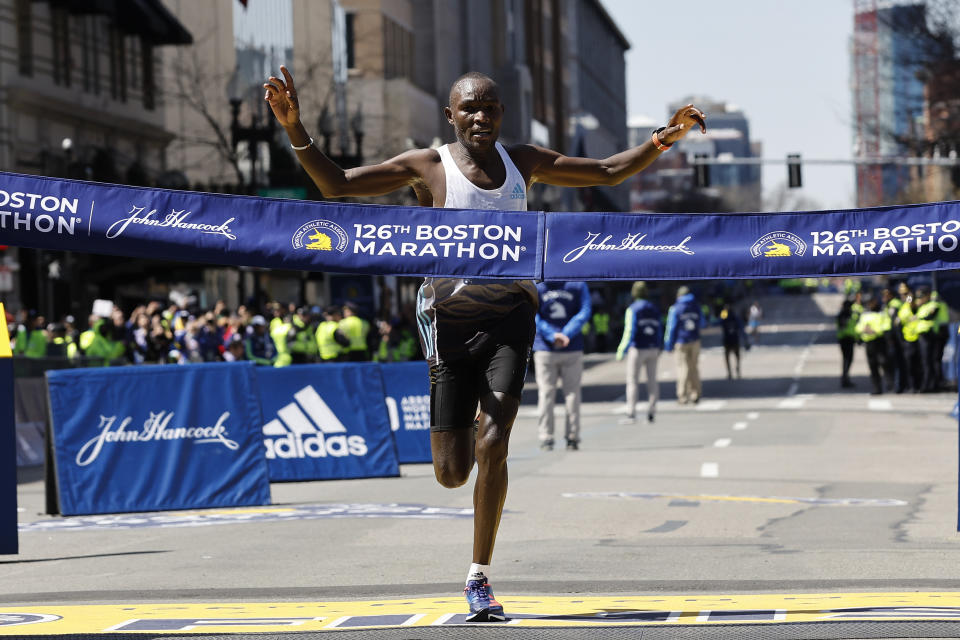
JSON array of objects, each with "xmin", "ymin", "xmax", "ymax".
[{"xmin": 601, "ymin": 0, "xmax": 855, "ymax": 211}]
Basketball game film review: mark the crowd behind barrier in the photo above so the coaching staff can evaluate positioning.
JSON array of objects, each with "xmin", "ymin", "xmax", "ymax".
[{"xmin": 3, "ymin": 297, "xmax": 421, "ymax": 370}]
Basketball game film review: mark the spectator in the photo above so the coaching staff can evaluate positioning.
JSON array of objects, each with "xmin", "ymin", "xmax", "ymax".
[
  {"xmin": 245, "ymin": 315, "xmax": 278, "ymax": 366},
  {"xmin": 222, "ymin": 334, "xmax": 246, "ymax": 362}
]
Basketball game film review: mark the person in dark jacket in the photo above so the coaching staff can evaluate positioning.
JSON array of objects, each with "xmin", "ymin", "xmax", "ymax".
[
  {"xmin": 616, "ymin": 281, "xmax": 662, "ymax": 423},
  {"xmin": 664, "ymin": 286, "xmax": 703, "ymax": 404},
  {"xmin": 533, "ymin": 281, "xmax": 591, "ymax": 450}
]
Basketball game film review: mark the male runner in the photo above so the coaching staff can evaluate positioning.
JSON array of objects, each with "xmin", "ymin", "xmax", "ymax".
[{"xmin": 264, "ymin": 66, "xmax": 705, "ymax": 621}]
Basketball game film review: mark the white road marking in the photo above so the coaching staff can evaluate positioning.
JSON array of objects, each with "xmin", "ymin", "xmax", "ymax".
[
  {"xmin": 747, "ymin": 412, "xmax": 759, "ymax": 420},
  {"xmin": 786, "ymin": 382, "xmax": 799, "ymax": 396},
  {"xmin": 778, "ymin": 394, "xmax": 815, "ymax": 409},
  {"xmin": 714, "ymin": 438, "xmax": 732, "ymax": 448},
  {"xmin": 700, "ymin": 462, "xmax": 719, "ymax": 478},
  {"xmin": 732, "ymin": 422, "xmax": 748, "ymax": 431},
  {"xmin": 403, "ymin": 614, "xmax": 426, "ymax": 626},
  {"xmin": 696, "ymin": 400, "xmax": 727, "ymax": 411},
  {"xmin": 433, "ymin": 613, "xmax": 456, "ymax": 625},
  {"xmin": 868, "ymin": 399, "xmax": 893, "ymax": 411}
]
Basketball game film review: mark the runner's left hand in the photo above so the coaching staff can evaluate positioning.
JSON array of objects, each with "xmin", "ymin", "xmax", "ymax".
[{"xmin": 660, "ymin": 104, "xmax": 707, "ymax": 144}]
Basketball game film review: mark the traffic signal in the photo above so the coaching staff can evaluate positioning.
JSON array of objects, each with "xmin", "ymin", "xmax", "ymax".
[
  {"xmin": 787, "ymin": 153, "xmax": 802, "ymax": 188},
  {"xmin": 694, "ymin": 153, "xmax": 710, "ymax": 188}
]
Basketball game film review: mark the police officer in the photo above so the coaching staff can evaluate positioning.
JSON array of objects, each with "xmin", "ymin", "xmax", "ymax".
[
  {"xmin": 374, "ymin": 318, "xmax": 417, "ymax": 363},
  {"xmin": 881, "ymin": 287, "xmax": 906, "ymax": 393},
  {"xmin": 591, "ymin": 303, "xmax": 610, "ymax": 354},
  {"xmin": 287, "ymin": 306, "xmax": 319, "ymax": 364},
  {"xmin": 898, "ymin": 290, "xmax": 923, "ymax": 393},
  {"xmin": 856, "ymin": 298, "xmax": 890, "ymax": 395},
  {"xmin": 269, "ymin": 304, "xmax": 293, "ymax": 367},
  {"xmin": 914, "ymin": 287, "xmax": 940, "ymax": 392},
  {"xmin": 339, "ymin": 301, "xmax": 370, "ymax": 361},
  {"xmin": 316, "ymin": 305, "xmax": 350, "ymax": 362},
  {"xmin": 837, "ymin": 299, "xmax": 858, "ymax": 389}
]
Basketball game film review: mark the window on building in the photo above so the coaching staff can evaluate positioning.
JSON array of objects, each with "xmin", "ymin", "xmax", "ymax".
[
  {"xmin": 109, "ymin": 25, "xmax": 127, "ymax": 102},
  {"xmin": 52, "ymin": 4, "xmax": 71, "ymax": 87},
  {"xmin": 345, "ymin": 12, "xmax": 356, "ymax": 69},
  {"xmin": 15, "ymin": 0, "xmax": 32, "ymax": 76},
  {"xmin": 142, "ymin": 40, "xmax": 155, "ymax": 110},
  {"xmin": 91, "ymin": 17, "xmax": 101, "ymax": 95},
  {"xmin": 128, "ymin": 35, "xmax": 140, "ymax": 90},
  {"xmin": 383, "ymin": 17, "xmax": 412, "ymax": 80}
]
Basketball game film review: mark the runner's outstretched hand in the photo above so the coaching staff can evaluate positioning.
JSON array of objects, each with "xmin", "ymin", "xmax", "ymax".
[
  {"xmin": 660, "ymin": 104, "xmax": 707, "ymax": 145},
  {"xmin": 263, "ymin": 65, "xmax": 301, "ymax": 128}
]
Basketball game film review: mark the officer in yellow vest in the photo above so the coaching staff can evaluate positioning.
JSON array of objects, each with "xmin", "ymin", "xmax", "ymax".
[
  {"xmin": 898, "ymin": 291, "xmax": 924, "ymax": 392},
  {"xmin": 592, "ymin": 309, "xmax": 610, "ymax": 353},
  {"xmin": 269, "ymin": 308, "xmax": 293, "ymax": 367},
  {"xmin": 315, "ymin": 305, "xmax": 349, "ymax": 362},
  {"xmin": 374, "ymin": 318, "xmax": 417, "ymax": 362},
  {"xmin": 932, "ymin": 290, "xmax": 951, "ymax": 391},
  {"xmin": 45, "ymin": 323, "xmax": 77, "ymax": 359},
  {"xmin": 287, "ymin": 307, "xmax": 319, "ymax": 364},
  {"xmin": 836, "ymin": 299, "xmax": 858, "ymax": 388},
  {"xmin": 14, "ymin": 314, "xmax": 48, "ymax": 358},
  {"xmin": 856, "ymin": 299, "xmax": 891, "ymax": 395},
  {"xmin": 914, "ymin": 287, "xmax": 940, "ymax": 392},
  {"xmin": 881, "ymin": 287, "xmax": 906, "ymax": 393},
  {"xmin": 339, "ymin": 302, "xmax": 369, "ymax": 361}
]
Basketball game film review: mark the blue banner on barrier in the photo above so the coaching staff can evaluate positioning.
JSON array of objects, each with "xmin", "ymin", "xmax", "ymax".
[
  {"xmin": 256, "ymin": 364, "xmax": 400, "ymax": 481},
  {"xmin": 0, "ymin": 358, "xmax": 16, "ymax": 554},
  {"xmin": 0, "ymin": 171, "xmax": 542, "ymax": 280},
  {"xmin": 543, "ymin": 204, "xmax": 960, "ymax": 280},
  {"xmin": 46, "ymin": 362, "xmax": 270, "ymax": 516},
  {"xmin": 380, "ymin": 362, "xmax": 432, "ymax": 464}
]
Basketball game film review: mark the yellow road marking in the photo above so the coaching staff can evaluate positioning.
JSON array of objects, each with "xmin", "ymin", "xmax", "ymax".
[{"xmin": 5, "ymin": 593, "xmax": 960, "ymax": 634}]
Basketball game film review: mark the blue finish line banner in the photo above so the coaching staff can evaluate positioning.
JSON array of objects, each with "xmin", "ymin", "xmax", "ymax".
[
  {"xmin": 3, "ymin": 171, "xmax": 960, "ymax": 279},
  {"xmin": 0, "ymin": 172, "xmax": 542, "ymax": 280}
]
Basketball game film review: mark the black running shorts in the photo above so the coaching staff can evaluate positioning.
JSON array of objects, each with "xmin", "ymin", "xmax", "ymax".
[{"xmin": 428, "ymin": 302, "xmax": 534, "ymax": 432}]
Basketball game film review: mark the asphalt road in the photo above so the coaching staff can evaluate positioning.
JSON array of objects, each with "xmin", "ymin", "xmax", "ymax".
[{"xmin": 3, "ymin": 292, "xmax": 959, "ymax": 638}]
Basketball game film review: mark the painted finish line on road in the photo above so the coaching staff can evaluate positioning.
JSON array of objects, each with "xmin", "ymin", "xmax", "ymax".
[
  {"xmin": 5, "ymin": 594, "xmax": 960, "ymax": 634},
  {"xmin": 17, "ymin": 503, "xmax": 472, "ymax": 532},
  {"xmin": 562, "ymin": 492, "xmax": 908, "ymax": 506}
]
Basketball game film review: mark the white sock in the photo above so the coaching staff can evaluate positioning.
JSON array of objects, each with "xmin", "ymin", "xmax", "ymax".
[{"xmin": 467, "ymin": 563, "xmax": 490, "ymax": 584}]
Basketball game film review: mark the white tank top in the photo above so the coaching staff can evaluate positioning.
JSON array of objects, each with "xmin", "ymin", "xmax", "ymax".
[
  {"xmin": 416, "ymin": 142, "xmax": 537, "ymax": 365},
  {"xmin": 437, "ymin": 142, "xmax": 527, "ymax": 211}
]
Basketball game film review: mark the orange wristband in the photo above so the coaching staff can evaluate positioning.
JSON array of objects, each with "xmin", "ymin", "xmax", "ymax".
[{"xmin": 652, "ymin": 128, "xmax": 671, "ymax": 151}]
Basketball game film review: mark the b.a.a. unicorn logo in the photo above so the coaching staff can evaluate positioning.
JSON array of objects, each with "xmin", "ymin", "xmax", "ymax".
[
  {"xmin": 750, "ymin": 231, "xmax": 806, "ymax": 258},
  {"xmin": 291, "ymin": 219, "xmax": 348, "ymax": 252}
]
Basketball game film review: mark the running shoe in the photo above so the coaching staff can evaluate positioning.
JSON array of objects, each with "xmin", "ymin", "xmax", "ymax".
[{"xmin": 464, "ymin": 574, "xmax": 505, "ymax": 622}]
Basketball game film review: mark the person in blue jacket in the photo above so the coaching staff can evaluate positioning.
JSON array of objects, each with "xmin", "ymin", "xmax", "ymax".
[
  {"xmin": 664, "ymin": 286, "xmax": 704, "ymax": 404},
  {"xmin": 533, "ymin": 281, "xmax": 591, "ymax": 451},
  {"xmin": 616, "ymin": 281, "xmax": 663, "ymax": 423}
]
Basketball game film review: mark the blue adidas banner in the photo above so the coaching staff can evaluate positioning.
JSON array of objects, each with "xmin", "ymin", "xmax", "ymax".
[
  {"xmin": 0, "ymin": 171, "xmax": 542, "ymax": 280},
  {"xmin": 255, "ymin": 364, "xmax": 400, "ymax": 481},
  {"xmin": 46, "ymin": 362, "xmax": 270, "ymax": 516},
  {"xmin": 543, "ymin": 203, "xmax": 960, "ymax": 280},
  {"xmin": 3, "ymin": 171, "xmax": 960, "ymax": 279},
  {"xmin": 380, "ymin": 362, "xmax": 432, "ymax": 464},
  {"xmin": 0, "ymin": 357, "xmax": 16, "ymax": 554}
]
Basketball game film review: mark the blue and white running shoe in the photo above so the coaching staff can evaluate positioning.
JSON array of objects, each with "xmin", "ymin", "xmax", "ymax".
[{"xmin": 464, "ymin": 574, "xmax": 505, "ymax": 622}]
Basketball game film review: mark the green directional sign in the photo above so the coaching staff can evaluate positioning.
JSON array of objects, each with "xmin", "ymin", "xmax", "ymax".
[{"xmin": 257, "ymin": 187, "xmax": 308, "ymax": 200}]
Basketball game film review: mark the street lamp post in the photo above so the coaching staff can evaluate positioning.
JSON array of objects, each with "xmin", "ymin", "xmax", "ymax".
[
  {"xmin": 316, "ymin": 104, "xmax": 364, "ymax": 168},
  {"xmin": 229, "ymin": 98, "xmax": 275, "ymax": 194}
]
